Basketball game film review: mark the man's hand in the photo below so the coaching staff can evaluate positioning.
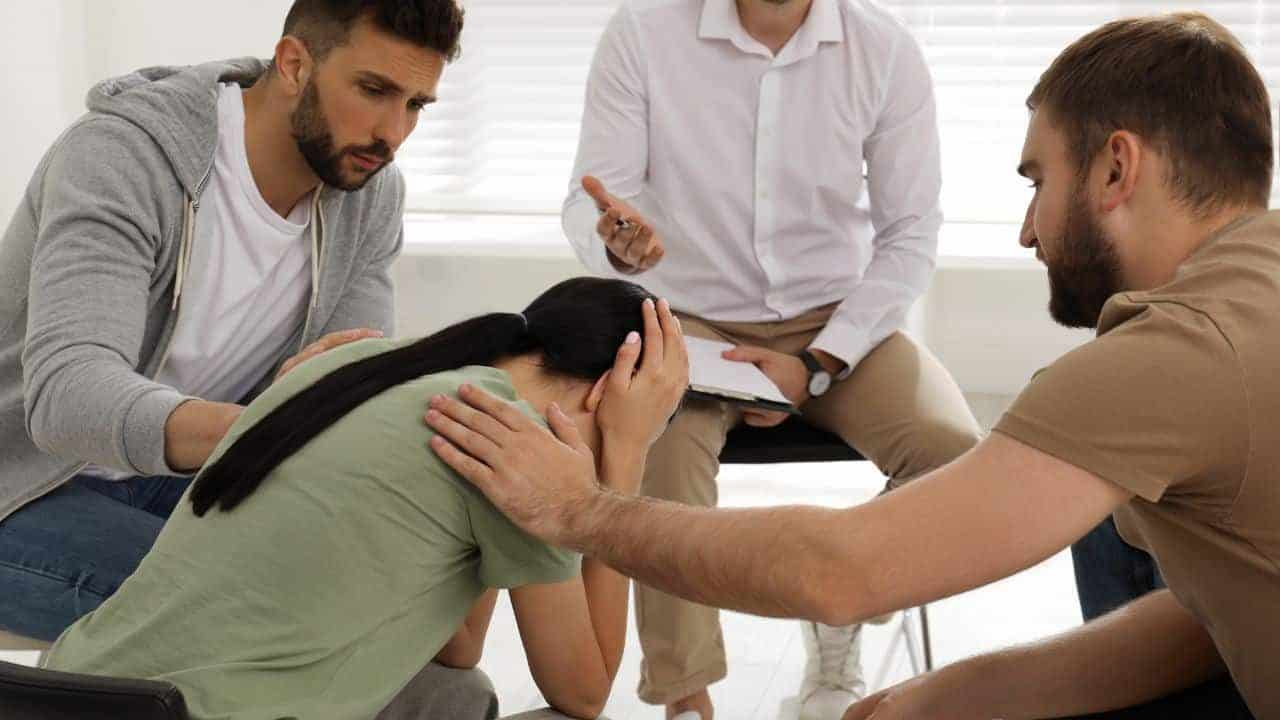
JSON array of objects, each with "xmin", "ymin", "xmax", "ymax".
[
  {"xmin": 424, "ymin": 297, "xmax": 687, "ymax": 542},
  {"xmin": 842, "ymin": 667, "xmax": 977, "ymax": 720},
  {"xmin": 720, "ymin": 345, "xmax": 809, "ymax": 427},
  {"xmin": 275, "ymin": 328, "xmax": 383, "ymax": 382},
  {"xmin": 721, "ymin": 346, "xmax": 846, "ymax": 427},
  {"xmin": 427, "ymin": 385, "xmax": 599, "ymax": 545},
  {"xmin": 583, "ymin": 175, "xmax": 665, "ymax": 274}
]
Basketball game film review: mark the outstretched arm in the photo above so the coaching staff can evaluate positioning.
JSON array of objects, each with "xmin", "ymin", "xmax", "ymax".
[
  {"xmin": 429, "ymin": 395, "xmax": 1131, "ymax": 627},
  {"xmin": 843, "ymin": 589, "xmax": 1225, "ymax": 720}
]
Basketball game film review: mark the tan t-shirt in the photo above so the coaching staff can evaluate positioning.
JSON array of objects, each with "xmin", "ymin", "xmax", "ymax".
[{"xmin": 994, "ymin": 211, "xmax": 1280, "ymax": 719}]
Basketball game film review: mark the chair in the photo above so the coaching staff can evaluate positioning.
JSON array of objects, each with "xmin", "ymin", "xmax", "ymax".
[
  {"xmin": 719, "ymin": 417, "xmax": 934, "ymax": 686},
  {"xmin": 0, "ymin": 632, "xmax": 189, "ymax": 720},
  {"xmin": 0, "ymin": 630, "xmax": 52, "ymax": 654}
]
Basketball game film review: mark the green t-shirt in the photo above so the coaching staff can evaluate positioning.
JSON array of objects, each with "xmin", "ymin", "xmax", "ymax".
[{"xmin": 45, "ymin": 338, "xmax": 581, "ymax": 720}]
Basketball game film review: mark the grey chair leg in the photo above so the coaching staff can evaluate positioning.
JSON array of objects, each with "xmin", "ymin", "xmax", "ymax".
[
  {"xmin": 920, "ymin": 604, "xmax": 933, "ymax": 671},
  {"xmin": 873, "ymin": 605, "xmax": 935, "ymax": 690}
]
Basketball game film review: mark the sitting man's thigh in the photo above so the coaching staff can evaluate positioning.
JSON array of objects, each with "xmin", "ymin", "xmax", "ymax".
[{"xmin": 0, "ymin": 479, "xmax": 173, "ymax": 640}]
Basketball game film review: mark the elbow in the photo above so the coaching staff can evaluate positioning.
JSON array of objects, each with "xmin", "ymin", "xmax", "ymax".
[
  {"xmin": 802, "ymin": 559, "xmax": 883, "ymax": 628},
  {"xmin": 547, "ymin": 675, "xmax": 612, "ymax": 720},
  {"xmin": 24, "ymin": 387, "xmax": 63, "ymax": 457},
  {"xmin": 434, "ymin": 645, "xmax": 483, "ymax": 671},
  {"xmin": 808, "ymin": 592, "xmax": 861, "ymax": 629},
  {"xmin": 549, "ymin": 696, "xmax": 607, "ymax": 720}
]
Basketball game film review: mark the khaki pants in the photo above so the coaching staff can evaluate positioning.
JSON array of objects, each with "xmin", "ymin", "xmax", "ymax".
[{"xmin": 636, "ymin": 305, "xmax": 982, "ymax": 705}]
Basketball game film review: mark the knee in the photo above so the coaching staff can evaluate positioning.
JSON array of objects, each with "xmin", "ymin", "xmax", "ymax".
[
  {"xmin": 379, "ymin": 663, "xmax": 498, "ymax": 720},
  {"xmin": 883, "ymin": 418, "xmax": 982, "ymax": 488}
]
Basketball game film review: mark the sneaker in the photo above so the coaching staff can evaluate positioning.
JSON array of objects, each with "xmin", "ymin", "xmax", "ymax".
[{"xmin": 796, "ymin": 621, "xmax": 866, "ymax": 720}]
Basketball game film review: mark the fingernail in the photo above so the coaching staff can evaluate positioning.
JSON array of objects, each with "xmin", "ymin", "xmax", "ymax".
[
  {"xmin": 459, "ymin": 384, "xmax": 471, "ymax": 394},
  {"xmin": 549, "ymin": 402, "xmax": 561, "ymax": 414},
  {"xmin": 426, "ymin": 410, "xmax": 439, "ymax": 421},
  {"xmin": 644, "ymin": 298, "xmax": 655, "ymax": 309},
  {"xmin": 625, "ymin": 331, "xmax": 640, "ymax": 344}
]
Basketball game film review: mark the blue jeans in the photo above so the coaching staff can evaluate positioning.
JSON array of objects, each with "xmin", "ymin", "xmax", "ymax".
[
  {"xmin": 1070, "ymin": 515, "xmax": 1164, "ymax": 622},
  {"xmin": 0, "ymin": 473, "xmax": 192, "ymax": 641}
]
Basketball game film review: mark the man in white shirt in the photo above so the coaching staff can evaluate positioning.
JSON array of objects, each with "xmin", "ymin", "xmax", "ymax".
[{"xmin": 561, "ymin": 1, "xmax": 981, "ymax": 718}]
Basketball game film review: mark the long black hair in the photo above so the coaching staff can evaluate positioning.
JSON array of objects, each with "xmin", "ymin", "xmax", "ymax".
[{"xmin": 189, "ymin": 277, "xmax": 656, "ymax": 516}]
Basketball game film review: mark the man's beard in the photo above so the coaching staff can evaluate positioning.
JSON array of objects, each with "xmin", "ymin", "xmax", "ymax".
[
  {"xmin": 1046, "ymin": 183, "xmax": 1124, "ymax": 329},
  {"xmin": 290, "ymin": 81, "xmax": 392, "ymax": 192}
]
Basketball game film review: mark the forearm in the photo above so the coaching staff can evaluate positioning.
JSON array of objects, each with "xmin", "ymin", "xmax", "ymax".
[
  {"xmin": 948, "ymin": 589, "xmax": 1225, "ymax": 719},
  {"xmin": 569, "ymin": 491, "xmax": 847, "ymax": 623},
  {"xmin": 435, "ymin": 589, "xmax": 498, "ymax": 669},
  {"xmin": 581, "ymin": 444, "xmax": 646, "ymax": 679},
  {"xmin": 163, "ymin": 399, "xmax": 243, "ymax": 472}
]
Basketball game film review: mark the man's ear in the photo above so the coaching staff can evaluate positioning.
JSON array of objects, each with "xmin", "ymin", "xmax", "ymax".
[
  {"xmin": 585, "ymin": 372, "xmax": 610, "ymax": 413},
  {"xmin": 1098, "ymin": 130, "xmax": 1143, "ymax": 213},
  {"xmin": 273, "ymin": 35, "xmax": 313, "ymax": 96}
]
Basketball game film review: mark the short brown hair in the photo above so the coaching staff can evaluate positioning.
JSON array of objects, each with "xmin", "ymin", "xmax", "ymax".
[{"xmin": 1028, "ymin": 12, "xmax": 1274, "ymax": 214}]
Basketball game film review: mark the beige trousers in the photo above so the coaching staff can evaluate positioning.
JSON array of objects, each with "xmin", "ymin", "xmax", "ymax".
[{"xmin": 635, "ymin": 304, "xmax": 982, "ymax": 705}]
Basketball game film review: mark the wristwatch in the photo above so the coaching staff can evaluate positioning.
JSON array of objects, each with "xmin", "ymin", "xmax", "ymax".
[{"xmin": 799, "ymin": 350, "xmax": 833, "ymax": 398}]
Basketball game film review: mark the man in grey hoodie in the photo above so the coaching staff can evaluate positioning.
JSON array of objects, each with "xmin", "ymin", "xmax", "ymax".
[{"xmin": 0, "ymin": 0, "xmax": 461, "ymax": 648}]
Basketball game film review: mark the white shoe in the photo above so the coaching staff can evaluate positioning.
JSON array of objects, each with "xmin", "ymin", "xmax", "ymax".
[
  {"xmin": 671, "ymin": 713, "xmax": 703, "ymax": 720},
  {"xmin": 796, "ymin": 621, "xmax": 866, "ymax": 720}
]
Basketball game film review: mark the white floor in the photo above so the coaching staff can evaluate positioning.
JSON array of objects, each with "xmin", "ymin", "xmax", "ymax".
[{"xmin": 2, "ymin": 460, "xmax": 1084, "ymax": 720}]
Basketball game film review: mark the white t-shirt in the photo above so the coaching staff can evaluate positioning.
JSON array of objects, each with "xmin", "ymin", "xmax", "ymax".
[{"xmin": 84, "ymin": 83, "xmax": 313, "ymax": 479}]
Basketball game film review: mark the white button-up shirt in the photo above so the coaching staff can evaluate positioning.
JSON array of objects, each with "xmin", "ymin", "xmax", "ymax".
[{"xmin": 563, "ymin": 0, "xmax": 942, "ymax": 372}]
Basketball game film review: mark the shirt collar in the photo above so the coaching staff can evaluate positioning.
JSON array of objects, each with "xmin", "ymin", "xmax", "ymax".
[{"xmin": 698, "ymin": 0, "xmax": 844, "ymax": 58}]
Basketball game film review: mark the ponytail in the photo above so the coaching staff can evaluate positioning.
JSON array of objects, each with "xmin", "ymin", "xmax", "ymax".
[{"xmin": 190, "ymin": 313, "xmax": 531, "ymax": 515}]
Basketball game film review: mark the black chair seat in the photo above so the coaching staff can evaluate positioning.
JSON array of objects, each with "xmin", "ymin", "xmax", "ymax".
[
  {"xmin": 720, "ymin": 416, "xmax": 863, "ymax": 464},
  {"xmin": 0, "ymin": 660, "xmax": 190, "ymax": 720}
]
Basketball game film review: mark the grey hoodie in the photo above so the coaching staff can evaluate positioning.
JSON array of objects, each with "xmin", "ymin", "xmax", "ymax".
[{"xmin": 0, "ymin": 58, "xmax": 406, "ymax": 521}]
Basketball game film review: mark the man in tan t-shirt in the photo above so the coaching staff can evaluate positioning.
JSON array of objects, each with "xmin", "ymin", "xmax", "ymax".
[{"xmin": 423, "ymin": 12, "xmax": 1276, "ymax": 720}]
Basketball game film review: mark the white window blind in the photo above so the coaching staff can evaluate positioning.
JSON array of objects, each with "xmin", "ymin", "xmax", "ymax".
[{"xmin": 402, "ymin": 0, "xmax": 1280, "ymax": 223}]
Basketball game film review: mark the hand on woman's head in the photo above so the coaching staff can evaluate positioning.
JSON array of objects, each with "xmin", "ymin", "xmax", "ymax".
[{"xmin": 593, "ymin": 298, "xmax": 689, "ymax": 454}]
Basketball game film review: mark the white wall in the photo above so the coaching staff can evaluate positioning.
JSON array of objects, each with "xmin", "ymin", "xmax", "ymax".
[
  {"xmin": 0, "ymin": 1, "xmax": 90, "ymax": 223},
  {"xmin": 0, "ymin": 1, "xmax": 290, "ymax": 222},
  {"xmin": 80, "ymin": 0, "xmax": 290, "ymax": 79}
]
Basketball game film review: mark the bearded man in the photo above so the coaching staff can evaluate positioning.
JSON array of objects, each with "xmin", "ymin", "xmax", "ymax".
[{"xmin": 0, "ymin": 0, "xmax": 461, "ymax": 644}]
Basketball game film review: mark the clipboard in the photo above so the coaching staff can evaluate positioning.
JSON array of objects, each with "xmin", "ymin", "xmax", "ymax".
[{"xmin": 684, "ymin": 337, "xmax": 801, "ymax": 415}]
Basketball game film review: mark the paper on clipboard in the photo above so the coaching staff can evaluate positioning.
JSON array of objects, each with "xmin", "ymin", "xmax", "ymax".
[{"xmin": 685, "ymin": 336, "xmax": 798, "ymax": 413}]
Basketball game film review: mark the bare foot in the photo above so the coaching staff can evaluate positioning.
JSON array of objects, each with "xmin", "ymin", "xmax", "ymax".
[{"xmin": 666, "ymin": 687, "xmax": 713, "ymax": 720}]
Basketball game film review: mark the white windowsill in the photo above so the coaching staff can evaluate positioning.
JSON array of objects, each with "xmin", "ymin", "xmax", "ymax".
[{"xmin": 402, "ymin": 213, "xmax": 1043, "ymax": 271}]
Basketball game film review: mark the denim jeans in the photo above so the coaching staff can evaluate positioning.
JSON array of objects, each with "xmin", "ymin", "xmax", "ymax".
[
  {"xmin": 1070, "ymin": 515, "xmax": 1165, "ymax": 622},
  {"xmin": 0, "ymin": 473, "xmax": 192, "ymax": 641},
  {"xmin": 1057, "ymin": 676, "xmax": 1254, "ymax": 719}
]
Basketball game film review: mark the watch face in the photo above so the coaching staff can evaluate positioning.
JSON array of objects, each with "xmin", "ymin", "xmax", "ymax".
[{"xmin": 809, "ymin": 372, "xmax": 832, "ymax": 397}]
